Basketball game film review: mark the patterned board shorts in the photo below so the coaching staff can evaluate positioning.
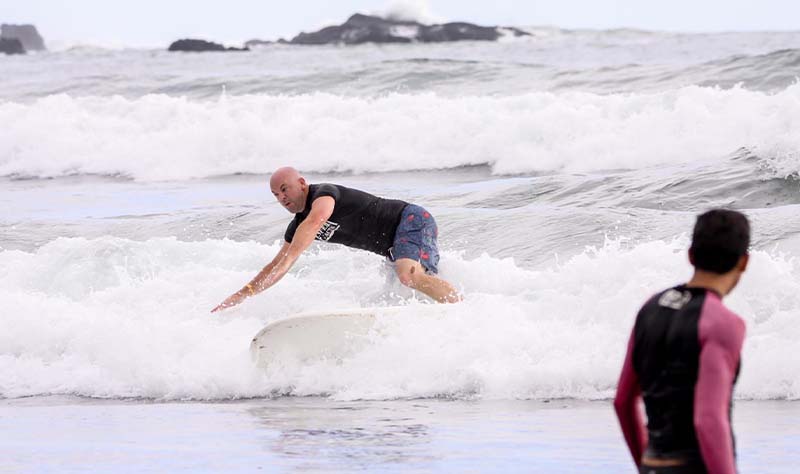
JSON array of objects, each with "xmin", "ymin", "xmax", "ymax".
[{"xmin": 389, "ymin": 204, "xmax": 440, "ymax": 274}]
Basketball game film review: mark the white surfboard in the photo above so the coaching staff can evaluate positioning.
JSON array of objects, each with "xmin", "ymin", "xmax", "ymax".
[{"xmin": 250, "ymin": 307, "xmax": 408, "ymax": 368}]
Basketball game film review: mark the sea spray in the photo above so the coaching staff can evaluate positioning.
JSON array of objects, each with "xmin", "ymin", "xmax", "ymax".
[{"xmin": 1, "ymin": 236, "xmax": 797, "ymax": 400}]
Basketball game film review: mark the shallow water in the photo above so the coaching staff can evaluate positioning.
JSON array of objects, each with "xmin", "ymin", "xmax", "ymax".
[{"xmin": 2, "ymin": 398, "xmax": 797, "ymax": 473}]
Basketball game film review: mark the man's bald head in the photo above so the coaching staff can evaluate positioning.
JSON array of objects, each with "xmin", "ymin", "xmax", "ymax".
[
  {"xmin": 270, "ymin": 167, "xmax": 309, "ymax": 214},
  {"xmin": 270, "ymin": 167, "xmax": 301, "ymax": 188}
]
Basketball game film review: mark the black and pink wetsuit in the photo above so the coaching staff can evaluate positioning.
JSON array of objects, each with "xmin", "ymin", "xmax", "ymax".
[{"xmin": 614, "ymin": 285, "xmax": 746, "ymax": 474}]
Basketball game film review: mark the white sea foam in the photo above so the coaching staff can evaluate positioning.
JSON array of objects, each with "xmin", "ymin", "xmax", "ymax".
[
  {"xmin": 381, "ymin": 0, "xmax": 443, "ymax": 24},
  {"xmin": 1, "ymin": 236, "xmax": 797, "ymax": 401},
  {"xmin": 1, "ymin": 85, "xmax": 800, "ymax": 181}
]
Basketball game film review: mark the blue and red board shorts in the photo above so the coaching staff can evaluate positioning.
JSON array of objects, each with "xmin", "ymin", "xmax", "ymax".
[{"xmin": 389, "ymin": 204, "xmax": 440, "ymax": 274}]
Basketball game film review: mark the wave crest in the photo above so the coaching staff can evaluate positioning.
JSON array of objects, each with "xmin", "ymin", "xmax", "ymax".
[{"xmin": 2, "ymin": 86, "xmax": 800, "ymax": 180}]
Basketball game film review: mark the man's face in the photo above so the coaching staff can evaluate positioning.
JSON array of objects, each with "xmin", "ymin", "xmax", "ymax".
[{"xmin": 271, "ymin": 176, "xmax": 306, "ymax": 213}]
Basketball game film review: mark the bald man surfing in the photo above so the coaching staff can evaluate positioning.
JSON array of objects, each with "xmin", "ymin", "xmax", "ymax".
[{"xmin": 211, "ymin": 167, "xmax": 462, "ymax": 312}]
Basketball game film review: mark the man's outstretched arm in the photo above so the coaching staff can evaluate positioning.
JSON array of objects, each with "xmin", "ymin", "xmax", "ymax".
[
  {"xmin": 211, "ymin": 196, "xmax": 335, "ymax": 312},
  {"xmin": 211, "ymin": 241, "xmax": 291, "ymax": 312}
]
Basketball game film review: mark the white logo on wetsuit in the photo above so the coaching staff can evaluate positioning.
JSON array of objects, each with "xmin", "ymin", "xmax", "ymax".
[
  {"xmin": 316, "ymin": 221, "xmax": 340, "ymax": 241},
  {"xmin": 658, "ymin": 289, "xmax": 691, "ymax": 310}
]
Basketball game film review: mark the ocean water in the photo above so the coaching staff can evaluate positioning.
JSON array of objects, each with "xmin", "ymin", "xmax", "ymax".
[
  {"xmin": 2, "ymin": 398, "xmax": 798, "ymax": 474},
  {"xmin": 2, "ymin": 28, "xmax": 800, "ymax": 472}
]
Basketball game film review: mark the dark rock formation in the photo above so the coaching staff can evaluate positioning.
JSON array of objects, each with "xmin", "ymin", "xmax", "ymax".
[
  {"xmin": 418, "ymin": 22, "xmax": 501, "ymax": 42},
  {"xmin": 289, "ymin": 13, "xmax": 530, "ymax": 45},
  {"xmin": 168, "ymin": 39, "xmax": 249, "ymax": 52},
  {"xmin": 0, "ymin": 37, "xmax": 25, "ymax": 55},
  {"xmin": 1, "ymin": 24, "xmax": 45, "ymax": 51}
]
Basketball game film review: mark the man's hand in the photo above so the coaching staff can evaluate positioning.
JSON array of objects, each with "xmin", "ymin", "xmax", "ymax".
[{"xmin": 211, "ymin": 290, "xmax": 249, "ymax": 313}]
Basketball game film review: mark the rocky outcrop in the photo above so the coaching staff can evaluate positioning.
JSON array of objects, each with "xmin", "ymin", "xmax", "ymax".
[
  {"xmin": 168, "ymin": 39, "xmax": 249, "ymax": 52},
  {"xmin": 0, "ymin": 37, "xmax": 25, "ymax": 55},
  {"xmin": 289, "ymin": 14, "xmax": 530, "ymax": 45},
  {"xmin": 1, "ymin": 24, "xmax": 45, "ymax": 51},
  {"xmin": 174, "ymin": 14, "xmax": 530, "ymax": 51}
]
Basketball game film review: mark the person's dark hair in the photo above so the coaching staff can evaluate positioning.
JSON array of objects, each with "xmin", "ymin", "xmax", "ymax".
[{"xmin": 690, "ymin": 209, "xmax": 750, "ymax": 274}]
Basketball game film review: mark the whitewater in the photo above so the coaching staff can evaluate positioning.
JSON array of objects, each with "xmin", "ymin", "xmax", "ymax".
[
  {"xmin": 2, "ymin": 29, "xmax": 800, "ymax": 405},
  {"xmin": 3, "ymin": 85, "xmax": 800, "ymax": 180}
]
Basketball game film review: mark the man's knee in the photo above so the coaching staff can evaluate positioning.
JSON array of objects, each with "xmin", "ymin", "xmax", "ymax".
[
  {"xmin": 395, "ymin": 262, "xmax": 422, "ymax": 288},
  {"xmin": 398, "ymin": 274, "xmax": 415, "ymax": 288}
]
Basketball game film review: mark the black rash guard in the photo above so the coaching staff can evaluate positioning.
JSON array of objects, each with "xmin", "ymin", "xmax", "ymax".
[
  {"xmin": 284, "ymin": 183, "xmax": 408, "ymax": 257},
  {"xmin": 615, "ymin": 285, "xmax": 746, "ymax": 474}
]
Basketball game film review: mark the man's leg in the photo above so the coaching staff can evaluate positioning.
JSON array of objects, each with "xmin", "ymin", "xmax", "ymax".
[{"xmin": 394, "ymin": 258, "xmax": 462, "ymax": 303}]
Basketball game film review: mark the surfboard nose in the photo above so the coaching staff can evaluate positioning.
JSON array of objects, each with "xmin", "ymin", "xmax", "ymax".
[{"xmin": 249, "ymin": 310, "xmax": 379, "ymax": 368}]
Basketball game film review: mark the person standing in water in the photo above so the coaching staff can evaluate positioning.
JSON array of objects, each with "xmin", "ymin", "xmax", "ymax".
[
  {"xmin": 614, "ymin": 209, "xmax": 749, "ymax": 474},
  {"xmin": 212, "ymin": 167, "xmax": 461, "ymax": 312}
]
